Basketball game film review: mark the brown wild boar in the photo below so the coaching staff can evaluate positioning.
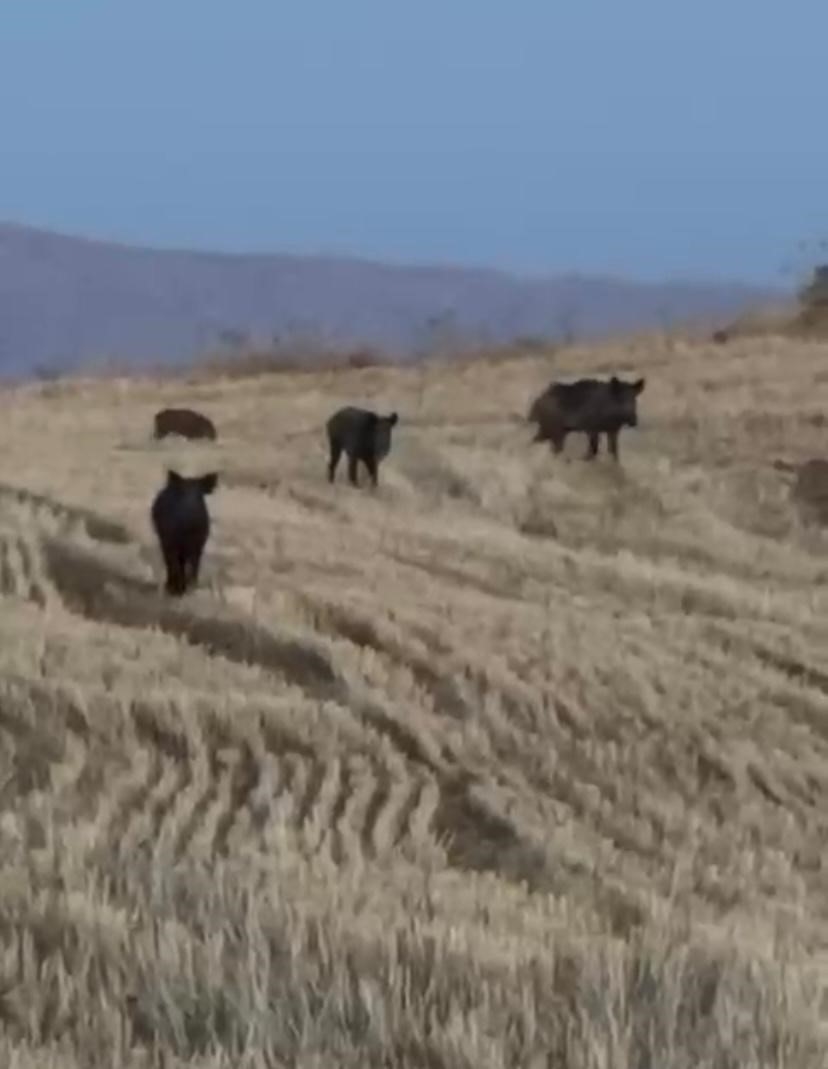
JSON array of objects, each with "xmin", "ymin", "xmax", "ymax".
[{"xmin": 153, "ymin": 407, "xmax": 217, "ymax": 441}]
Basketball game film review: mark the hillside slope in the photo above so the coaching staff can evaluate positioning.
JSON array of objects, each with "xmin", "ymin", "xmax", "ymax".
[
  {"xmin": 0, "ymin": 221, "xmax": 779, "ymax": 375},
  {"xmin": 0, "ymin": 335, "xmax": 827, "ymax": 1065}
]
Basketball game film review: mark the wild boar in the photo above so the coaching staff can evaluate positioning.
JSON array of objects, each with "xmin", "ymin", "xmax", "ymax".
[
  {"xmin": 153, "ymin": 407, "xmax": 217, "ymax": 442},
  {"xmin": 150, "ymin": 469, "xmax": 218, "ymax": 596},
  {"xmin": 528, "ymin": 375, "xmax": 646, "ymax": 460},
  {"xmin": 326, "ymin": 406, "xmax": 399, "ymax": 488}
]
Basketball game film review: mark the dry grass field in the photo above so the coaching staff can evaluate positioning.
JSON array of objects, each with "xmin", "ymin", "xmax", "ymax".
[{"xmin": 2, "ymin": 331, "xmax": 828, "ymax": 1066}]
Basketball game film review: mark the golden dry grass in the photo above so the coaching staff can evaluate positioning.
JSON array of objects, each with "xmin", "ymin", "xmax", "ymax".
[{"xmin": 2, "ymin": 331, "xmax": 828, "ymax": 1065}]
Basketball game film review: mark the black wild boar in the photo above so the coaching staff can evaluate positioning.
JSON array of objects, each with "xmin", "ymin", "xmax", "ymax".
[
  {"xmin": 528, "ymin": 375, "xmax": 646, "ymax": 460},
  {"xmin": 153, "ymin": 407, "xmax": 217, "ymax": 441},
  {"xmin": 150, "ymin": 470, "xmax": 218, "ymax": 596},
  {"xmin": 326, "ymin": 406, "xmax": 399, "ymax": 487}
]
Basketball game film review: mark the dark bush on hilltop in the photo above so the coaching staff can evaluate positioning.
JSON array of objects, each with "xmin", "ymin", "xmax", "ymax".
[
  {"xmin": 799, "ymin": 264, "xmax": 828, "ymax": 306},
  {"xmin": 795, "ymin": 264, "xmax": 828, "ymax": 331},
  {"xmin": 191, "ymin": 342, "xmax": 395, "ymax": 381}
]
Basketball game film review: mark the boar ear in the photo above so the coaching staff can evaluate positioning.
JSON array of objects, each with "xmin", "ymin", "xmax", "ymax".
[
  {"xmin": 608, "ymin": 375, "xmax": 621, "ymax": 392},
  {"xmin": 199, "ymin": 472, "xmax": 218, "ymax": 495},
  {"xmin": 388, "ymin": 412, "xmax": 398, "ymax": 426},
  {"xmin": 633, "ymin": 377, "xmax": 646, "ymax": 394},
  {"xmin": 167, "ymin": 469, "xmax": 183, "ymax": 487}
]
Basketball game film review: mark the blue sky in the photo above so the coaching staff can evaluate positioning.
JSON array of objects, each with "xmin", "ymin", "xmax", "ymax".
[{"xmin": 0, "ymin": 1, "xmax": 825, "ymax": 285}]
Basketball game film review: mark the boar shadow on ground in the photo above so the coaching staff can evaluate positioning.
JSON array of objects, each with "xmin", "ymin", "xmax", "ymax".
[{"xmin": 42, "ymin": 539, "xmax": 337, "ymax": 695}]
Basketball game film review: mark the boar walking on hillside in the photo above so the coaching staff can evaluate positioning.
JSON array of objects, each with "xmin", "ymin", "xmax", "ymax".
[
  {"xmin": 527, "ymin": 375, "xmax": 646, "ymax": 461},
  {"xmin": 153, "ymin": 407, "xmax": 217, "ymax": 442},
  {"xmin": 326, "ymin": 406, "xmax": 399, "ymax": 488},
  {"xmin": 150, "ymin": 470, "xmax": 218, "ymax": 596}
]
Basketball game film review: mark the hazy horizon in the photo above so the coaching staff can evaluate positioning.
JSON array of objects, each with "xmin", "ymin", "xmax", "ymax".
[
  {"xmin": 2, "ymin": 2, "xmax": 826, "ymax": 287},
  {"xmin": 0, "ymin": 217, "xmax": 787, "ymax": 292}
]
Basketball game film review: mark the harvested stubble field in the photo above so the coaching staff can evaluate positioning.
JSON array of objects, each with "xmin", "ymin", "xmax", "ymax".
[{"xmin": 1, "ymin": 333, "xmax": 828, "ymax": 1067}]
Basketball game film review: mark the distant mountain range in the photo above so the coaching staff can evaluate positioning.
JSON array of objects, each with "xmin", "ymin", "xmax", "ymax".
[{"xmin": 0, "ymin": 222, "xmax": 782, "ymax": 377}]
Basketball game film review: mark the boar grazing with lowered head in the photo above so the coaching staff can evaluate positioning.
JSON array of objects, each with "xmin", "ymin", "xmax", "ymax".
[
  {"xmin": 150, "ymin": 470, "xmax": 218, "ymax": 596},
  {"xmin": 153, "ymin": 407, "xmax": 217, "ymax": 442},
  {"xmin": 326, "ymin": 406, "xmax": 399, "ymax": 488},
  {"xmin": 528, "ymin": 375, "xmax": 646, "ymax": 461}
]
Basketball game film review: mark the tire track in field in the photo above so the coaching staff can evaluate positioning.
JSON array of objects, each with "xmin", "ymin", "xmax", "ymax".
[
  {"xmin": 0, "ymin": 484, "xmax": 453, "ymax": 870},
  {"xmin": 2, "ymin": 483, "xmax": 553, "ymax": 887},
  {"xmin": 0, "ymin": 532, "xmax": 49, "ymax": 607},
  {"xmin": 0, "ymin": 482, "xmax": 135, "ymax": 616},
  {"xmin": 302, "ymin": 592, "xmax": 557, "ymax": 773},
  {"xmin": 297, "ymin": 595, "xmax": 472, "ymax": 727},
  {"xmin": 0, "ymin": 482, "xmax": 133, "ymax": 546},
  {"xmin": 0, "ymin": 680, "xmax": 102, "ymax": 845},
  {"xmin": 293, "ymin": 592, "xmax": 578, "ymax": 887},
  {"xmin": 100, "ymin": 744, "xmax": 164, "ymax": 858},
  {"xmin": 211, "ymin": 740, "xmax": 260, "ymax": 858},
  {"xmin": 109, "ymin": 691, "xmax": 438, "ymax": 867},
  {"xmin": 119, "ymin": 754, "xmax": 189, "ymax": 857},
  {"xmin": 42, "ymin": 539, "xmax": 341, "ymax": 695},
  {"xmin": 87, "ymin": 696, "xmax": 199, "ymax": 859},
  {"xmin": 295, "ymin": 593, "xmax": 550, "ymax": 881},
  {"xmin": 135, "ymin": 703, "xmax": 224, "ymax": 862}
]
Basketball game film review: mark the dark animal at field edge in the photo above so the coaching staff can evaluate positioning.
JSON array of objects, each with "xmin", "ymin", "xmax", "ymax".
[
  {"xmin": 788, "ymin": 457, "xmax": 828, "ymax": 525},
  {"xmin": 527, "ymin": 375, "xmax": 646, "ymax": 461},
  {"xmin": 153, "ymin": 407, "xmax": 217, "ymax": 441},
  {"xmin": 711, "ymin": 329, "xmax": 730, "ymax": 345},
  {"xmin": 150, "ymin": 470, "xmax": 218, "ymax": 596},
  {"xmin": 326, "ymin": 406, "xmax": 399, "ymax": 488}
]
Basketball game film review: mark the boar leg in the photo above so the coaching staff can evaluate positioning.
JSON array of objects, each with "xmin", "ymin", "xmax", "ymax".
[
  {"xmin": 328, "ymin": 442, "xmax": 343, "ymax": 483},
  {"xmin": 364, "ymin": 454, "xmax": 379, "ymax": 488}
]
